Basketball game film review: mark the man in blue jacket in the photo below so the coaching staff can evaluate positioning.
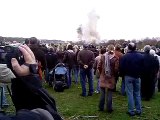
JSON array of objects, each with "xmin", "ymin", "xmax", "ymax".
[{"xmin": 120, "ymin": 43, "xmax": 143, "ymax": 116}]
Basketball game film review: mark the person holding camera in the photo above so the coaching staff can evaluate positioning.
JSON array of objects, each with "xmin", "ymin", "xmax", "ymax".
[{"xmin": 0, "ymin": 45, "xmax": 62, "ymax": 120}]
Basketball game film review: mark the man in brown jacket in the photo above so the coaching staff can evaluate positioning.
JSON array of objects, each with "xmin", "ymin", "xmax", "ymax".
[{"xmin": 77, "ymin": 44, "xmax": 95, "ymax": 97}]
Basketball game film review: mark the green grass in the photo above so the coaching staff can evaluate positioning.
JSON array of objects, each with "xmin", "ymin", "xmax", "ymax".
[
  {"xmin": 5, "ymin": 79, "xmax": 160, "ymax": 120},
  {"xmin": 45, "ymin": 79, "xmax": 160, "ymax": 120}
]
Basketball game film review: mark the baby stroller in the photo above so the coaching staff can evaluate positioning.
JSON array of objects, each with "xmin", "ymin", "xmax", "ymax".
[{"xmin": 50, "ymin": 63, "xmax": 68, "ymax": 92}]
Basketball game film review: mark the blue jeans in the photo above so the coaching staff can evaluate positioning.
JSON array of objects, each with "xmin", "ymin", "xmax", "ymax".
[
  {"xmin": 73, "ymin": 66, "xmax": 79, "ymax": 84},
  {"xmin": 96, "ymin": 79, "xmax": 100, "ymax": 92},
  {"xmin": 0, "ymin": 84, "xmax": 8, "ymax": 109},
  {"xmin": 99, "ymin": 87, "xmax": 113, "ymax": 111},
  {"xmin": 125, "ymin": 76, "xmax": 142, "ymax": 115},
  {"xmin": 121, "ymin": 77, "xmax": 125, "ymax": 96},
  {"xmin": 67, "ymin": 67, "xmax": 72, "ymax": 88},
  {"xmin": 80, "ymin": 68, "xmax": 94, "ymax": 96}
]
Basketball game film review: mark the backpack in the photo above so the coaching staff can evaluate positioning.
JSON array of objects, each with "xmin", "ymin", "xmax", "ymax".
[{"xmin": 64, "ymin": 51, "xmax": 75, "ymax": 68}]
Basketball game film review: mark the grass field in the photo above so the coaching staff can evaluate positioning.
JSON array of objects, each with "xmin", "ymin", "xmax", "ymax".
[
  {"xmin": 45, "ymin": 79, "xmax": 160, "ymax": 120},
  {"xmin": 5, "ymin": 79, "xmax": 160, "ymax": 120}
]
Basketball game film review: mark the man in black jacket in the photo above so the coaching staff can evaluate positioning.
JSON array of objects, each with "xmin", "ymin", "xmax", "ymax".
[
  {"xmin": 63, "ymin": 44, "xmax": 75, "ymax": 88},
  {"xmin": 77, "ymin": 44, "xmax": 95, "ymax": 96}
]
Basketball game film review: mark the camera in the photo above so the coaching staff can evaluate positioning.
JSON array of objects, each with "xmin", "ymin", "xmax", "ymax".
[{"xmin": 0, "ymin": 44, "xmax": 24, "ymax": 70}]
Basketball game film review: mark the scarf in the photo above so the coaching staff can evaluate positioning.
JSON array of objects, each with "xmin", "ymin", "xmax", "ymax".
[{"xmin": 105, "ymin": 52, "xmax": 115, "ymax": 76}]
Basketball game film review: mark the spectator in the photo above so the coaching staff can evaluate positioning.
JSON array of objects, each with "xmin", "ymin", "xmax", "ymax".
[
  {"xmin": 63, "ymin": 44, "xmax": 76, "ymax": 88},
  {"xmin": 114, "ymin": 44, "xmax": 125, "ymax": 95},
  {"xmin": 26, "ymin": 37, "xmax": 46, "ymax": 80},
  {"xmin": 73, "ymin": 45, "xmax": 80, "ymax": 84},
  {"xmin": 141, "ymin": 45, "xmax": 159, "ymax": 101},
  {"xmin": 77, "ymin": 44, "xmax": 95, "ymax": 97},
  {"xmin": 93, "ymin": 48, "xmax": 106, "ymax": 93},
  {"xmin": 45, "ymin": 48, "xmax": 58, "ymax": 86},
  {"xmin": 98, "ymin": 45, "xmax": 119, "ymax": 113},
  {"xmin": 120, "ymin": 43, "xmax": 143, "ymax": 116},
  {"xmin": 56, "ymin": 44, "xmax": 64, "ymax": 63},
  {"xmin": 149, "ymin": 49, "xmax": 159, "ymax": 92}
]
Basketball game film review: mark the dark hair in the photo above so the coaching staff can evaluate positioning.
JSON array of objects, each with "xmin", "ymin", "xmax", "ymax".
[
  {"xmin": 128, "ymin": 42, "xmax": 136, "ymax": 51},
  {"xmin": 115, "ymin": 44, "xmax": 121, "ymax": 51},
  {"xmin": 100, "ymin": 48, "xmax": 106, "ymax": 54},
  {"xmin": 29, "ymin": 37, "xmax": 40, "ymax": 45},
  {"xmin": 25, "ymin": 38, "xmax": 30, "ymax": 44},
  {"xmin": 151, "ymin": 46, "xmax": 156, "ymax": 52},
  {"xmin": 67, "ymin": 44, "xmax": 73, "ymax": 50},
  {"xmin": 83, "ymin": 44, "xmax": 88, "ymax": 49},
  {"xmin": 49, "ymin": 48, "xmax": 54, "ymax": 52}
]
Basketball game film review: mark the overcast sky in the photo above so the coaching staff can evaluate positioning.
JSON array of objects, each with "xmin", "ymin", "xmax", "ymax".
[{"xmin": 0, "ymin": 0, "xmax": 160, "ymax": 41}]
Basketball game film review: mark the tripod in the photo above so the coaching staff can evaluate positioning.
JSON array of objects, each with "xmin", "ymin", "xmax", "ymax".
[{"xmin": 0, "ymin": 84, "xmax": 12, "ymax": 109}]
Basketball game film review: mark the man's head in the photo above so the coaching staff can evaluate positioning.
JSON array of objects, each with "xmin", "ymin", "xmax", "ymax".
[
  {"xmin": 115, "ymin": 44, "xmax": 122, "ymax": 51},
  {"xmin": 150, "ymin": 49, "xmax": 156, "ymax": 56},
  {"xmin": 25, "ymin": 37, "xmax": 40, "ymax": 46},
  {"xmin": 29, "ymin": 37, "xmax": 40, "ymax": 45},
  {"xmin": 144, "ymin": 45, "xmax": 151, "ymax": 53},
  {"xmin": 67, "ymin": 44, "xmax": 73, "ymax": 50},
  {"xmin": 100, "ymin": 48, "xmax": 106, "ymax": 54},
  {"xmin": 128, "ymin": 42, "xmax": 136, "ymax": 51},
  {"xmin": 25, "ymin": 38, "xmax": 30, "ymax": 45},
  {"xmin": 107, "ymin": 44, "xmax": 115, "ymax": 52},
  {"xmin": 83, "ymin": 44, "xmax": 88, "ymax": 49}
]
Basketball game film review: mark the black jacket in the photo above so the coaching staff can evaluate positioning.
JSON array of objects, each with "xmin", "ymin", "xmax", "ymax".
[
  {"xmin": 77, "ymin": 49, "xmax": 95, "ymax": 69},
  {"xmin": 120, "ymin": 51, "xmax": 143, "ymax": 78},
  {"xmin": 10, "ymin": 75, "xmax": 62, "ymax": 120}
]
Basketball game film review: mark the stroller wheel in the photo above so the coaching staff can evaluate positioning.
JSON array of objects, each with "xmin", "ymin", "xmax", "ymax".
[
  {"xmin": 54, "ymin": 81, "xmax": 65, "ymax": 92},
  {"xmin": 48, "ymin": 81, "xmax": 53, "ymax": 87}
]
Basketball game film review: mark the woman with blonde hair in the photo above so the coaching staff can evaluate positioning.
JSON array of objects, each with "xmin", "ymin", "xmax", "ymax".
[{"xmin": 98, "ymin": 44, "xmax": 119, "ymax": 113}]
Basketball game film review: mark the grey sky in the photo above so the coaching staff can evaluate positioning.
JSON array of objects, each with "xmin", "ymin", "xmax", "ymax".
[{"xmin": 0, "ymin": 0, "xmax": 160, "ymax": 41}]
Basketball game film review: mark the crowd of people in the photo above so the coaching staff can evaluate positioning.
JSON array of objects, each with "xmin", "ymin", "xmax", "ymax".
[
  {"xmin": 0, "ymin": 37, "xmax": 160, "ymax": 119},
  {"xmin": 25, "ymin": 38, "xmax": 160, "ymax": 117}
]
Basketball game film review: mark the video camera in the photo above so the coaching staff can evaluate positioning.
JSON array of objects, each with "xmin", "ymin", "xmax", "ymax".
[{"xmin": 0, "ymin": 44, "xmax": 24, "ymax": 70}]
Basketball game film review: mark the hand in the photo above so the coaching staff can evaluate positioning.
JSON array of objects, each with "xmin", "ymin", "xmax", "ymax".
[
  {"xmin": 83, "ymin": 65, "xmax": 88, "ymax": 69},
  {"xmin": 11, "ymin": 44, "xmax": 37, "ymax": 76}
]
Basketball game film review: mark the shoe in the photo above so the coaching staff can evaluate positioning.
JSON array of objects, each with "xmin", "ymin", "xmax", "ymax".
[
  {"xmin": 135, "ymin": 112, "xmax": 141, "ymax": 116},
  {"xmin": 0, "ymin": 109, "xmax": 5, "ymax": 113},
  {"xmin": 2, "ymin": 104, "xmax": 9, "ymax": 108},
  {"xmin": 95, "ymin": 90, "xmax": 100, "ymax": 94},
  {"xmin": 98, "ymin": 108, "xmax": 104, "ymax": 111},
  {"xmin": 80, "ymin": 94, "xmax": 86, "ymax": 97},
  {"xmin": 144, "ymin": 98, "xmax": 150, "ymax": 101},
  {"xmin": 112, "ymin": 88, "xmax": 117, "ymax": 92},
  {"xmin": 88, "ymin": 93, "xmax": 93, "ymax": 96},
  {"xmin": 126, "ymin": 112, "xmax": 135, "ymax": 116},
  {"xmin": 107, "ymin": 109, "xmax": 113, "ymax": 113}
]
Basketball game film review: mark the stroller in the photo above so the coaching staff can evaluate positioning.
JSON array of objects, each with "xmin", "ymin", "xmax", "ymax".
[{"xmin": 50, "ymin": 63, "xmax": 68, "ymax": 92}]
